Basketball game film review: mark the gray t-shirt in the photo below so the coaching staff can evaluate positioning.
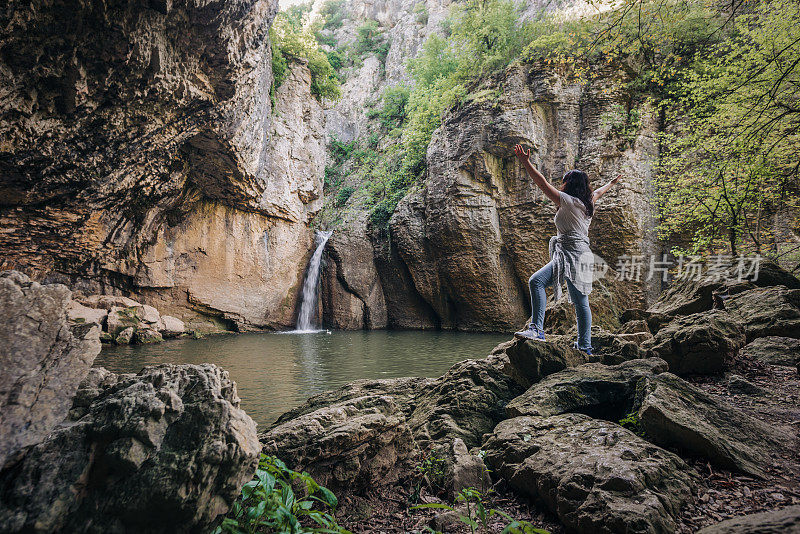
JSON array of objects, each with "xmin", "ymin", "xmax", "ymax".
[
  {"xmin": 549, "ymin": 191, "xmax": 594, "ymax": 301},
  {"xmin": 554, "ymin": 191, "xmax": 591, "ymax": 236}
]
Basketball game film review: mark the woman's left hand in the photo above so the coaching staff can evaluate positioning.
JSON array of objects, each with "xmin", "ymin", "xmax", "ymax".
[{"xmin": 514, "ymin": 144, "xmax": 531, "ymax": 161}]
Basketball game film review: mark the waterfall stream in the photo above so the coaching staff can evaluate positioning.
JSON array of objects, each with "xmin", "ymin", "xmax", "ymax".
[{"xmin": 295, "ymin": 230, "xmax": 332, "ymax": 332}]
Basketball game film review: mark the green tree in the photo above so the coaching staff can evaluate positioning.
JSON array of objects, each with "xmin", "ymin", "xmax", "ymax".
[
  {"xmin": 270, "ymin": 6, "xmax": 341, "ymax": 100},
  {"xmin": 657, "ymin": 0, "xmax": 800, "ymax": 256}
]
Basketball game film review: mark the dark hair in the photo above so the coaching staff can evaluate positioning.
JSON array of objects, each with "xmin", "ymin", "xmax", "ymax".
[{"xmin": 560, "ymin": 169, "xmax": 594, "ymax": 217}]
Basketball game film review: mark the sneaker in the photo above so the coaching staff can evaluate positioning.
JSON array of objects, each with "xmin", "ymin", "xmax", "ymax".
[
  {"xmin": 515, "ymin": 325, "xmax": 545, "ymax": 341},
  {"xmin": 572, "ymin": 341, "xmax": 593, "ymax": 355}
]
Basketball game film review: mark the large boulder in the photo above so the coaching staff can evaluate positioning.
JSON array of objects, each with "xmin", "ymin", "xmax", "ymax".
[
  {"xmin": 0, "ymin": 364, "xmax": 259, "ymax": 534},
  {"xmin": 505, "ymin": 358, "xmax": 668, "ymax": 418},
  {"xmin": 633, "ymin": 372, "xmax": 787, "ymax": 478},
  {"xmin": 646, "ymin": 260, "xmax": 800, "ymax": 317},
  {"xmin": 407, "ymin": 354, "xmax": 525, "ymax": 451},
  {"xmin": 0, "ymin": 271, "xmax": 100, "ymax": 470},
  {"xmin": 159, "ymin": 315, "xmax": 186, "ymax": 338},
  {"xmin": 483, "ymin": 414, "xmax": 697, "ymax": 534},
  {"xmin": 262, "ymin": 353, "xmax": 525, "ymax": 493},
  {"xmin": 106, "ymin": 305, "xmax": 146, "ymax": 335},
  {"xmin": 500, "ymin": 337, "xmax": 588, "ymax": 388},
  {"xmin": 695, "ymin": 505, "xmax": 800, "ymax": 533},
  {"xmin": 261, "ymin": 393, "xmax": 414, "ymax": 493},
  {"xmin": 619, "ymin": 308, "xmax": 673, "ymax": 334},
  {"xmin": 739, "ymin": 336, "xmax": 800, "ymax": 367},
  {"xmin": 641, "ymin": 310, "xmax": 746, "ymax": 375},
  {"xmin": 66, "ymin": 300, "xmax": 108, "ymax": 327},
  {"xmin": 723, "ymin": 286, "xmax": 800, "ymax": 341}
]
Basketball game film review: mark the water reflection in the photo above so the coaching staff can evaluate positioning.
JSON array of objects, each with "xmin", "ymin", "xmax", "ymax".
[{"xmin": 95, "ymin": 330, "xmax": 509, "ymax": 430}]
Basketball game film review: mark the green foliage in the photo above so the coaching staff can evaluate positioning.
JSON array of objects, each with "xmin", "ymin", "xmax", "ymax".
[
  {"xmin": 414, "ymin": 2, "xmax": 429, "ymax": 25},
  {"xmin": 324, "ymin": 137, "xmax": 356, "ymax": 188},
  {"xmin": 411, "ymin": 452, "xmax": 448, "ymax": 501},
  {"xmin": 335, "ymin": 185, "xmax": 355, "ymax": 207},
  {"xmin": 353, "ymin": 20, "xmax": 390, "ymax": 63},
  {"xmin": 412, "ymin": 487, "xmax": 550, "ymax": 534},
  {"xmin": 447, "ymin": 0, "xmax": 532, "ymax": 78},
  {"xmin": 271, "ymin": 7, "xmax": 341, "ymax": 101},
  {"xmin": 656, "ymin": 0, "xmax": 800, "ymax": 256},
  {"xmin": 619, "ymin": 412, "xmax": 643, "ymax": 436},
  {"xmin": 215, "ymin": 454, "xmax": 349, "ymax": 534},
  {"xmin": 600, "ymin": 103, "xmax": 641, "ymax": 146},
  {"xmin": 367, "ymin": 85, "xmax": 411, "ymax": 129},
  {"xmin": 320, "ymin": 0, "xmax": 347, "ymax": 30}
]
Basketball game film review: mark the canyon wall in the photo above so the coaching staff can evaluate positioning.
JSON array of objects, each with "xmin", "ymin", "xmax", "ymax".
[
  {"xmin": 389, "ymin": 65, "xmax": 661, "ymax": 331},
  {"xmin": 0, "ymin": 0, "xmax": 324, "ymax": 330},
  {"xmin": 317, "ymin": 0, "xmax": 662, "ymax": 331}
]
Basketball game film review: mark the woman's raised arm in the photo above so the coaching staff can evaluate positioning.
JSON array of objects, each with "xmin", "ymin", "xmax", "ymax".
[
  {"xmin": 514, "ymin": 144, "xmax": 560, "ymax": 206},
  {"xmin": 592, "ymin": 174, "xmax": 622, "ymax": 203}
]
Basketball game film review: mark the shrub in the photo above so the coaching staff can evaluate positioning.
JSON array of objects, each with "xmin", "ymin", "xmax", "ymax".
[
  {"xmin": 335, "ymin": 185, "xmax": 355, "ymax": 207},
  {"xmin": 355, "ymin": 20, "xmax": 386, "ymax": 57},
  {"xmin": 214, "ymin": 454, "xmax": 349, "ymax": 534},
  {"xmin": 321, "ymin": 0, "xmax": 347, "ymax": 30},
  {"xmin": 270, "ymin": 8, "xmax": 341, "ymax": 101}
]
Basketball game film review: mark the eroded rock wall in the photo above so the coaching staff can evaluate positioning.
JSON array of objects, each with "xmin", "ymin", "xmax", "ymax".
[
  {"xmin": 0, "ymin": 0, "xmax": 324, "ymax": 330},
  {"xmin": 388, "ymin": 65, "xmax": 660, "ymax": 331}
]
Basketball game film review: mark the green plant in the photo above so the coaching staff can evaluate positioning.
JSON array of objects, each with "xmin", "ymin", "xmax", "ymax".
[
  {"xmin": 600, "ymin": 103, "xmax": 641, "ymax": 145},
  {"xmin": 320, "ymin": 0, "xmax": 347, "ymax": 30},
  {"xmin": 619, "ymin": 412, "xmax": 643, "ymax": 436},
  {"xmin": 335, "ymin": 185, "xmax": 355, "ymax": 207},
  {"xmin": 355, "ymin": 20, "xmax": 387, "ymax": 57},
  {"xmin": 412, "ymin": 487, "xmax": 550, "ymax": 534},
  {"xmin": 409, "ymin": 452, "xmax": 448, "ymax": 503},
  {"xmin": 371, "ymin": 85, "xmax": 410, "ymax": 129},
  {"xmin": 414, "ymin": 2, "xmax": 429, "ymax": 25},
  {"xmin": 215, "ymin": 454, "xmax": 349, "ymax": 534},
  {"xmin": 270, "ymin": 8, "xmax": 341, "ymax": 101}
]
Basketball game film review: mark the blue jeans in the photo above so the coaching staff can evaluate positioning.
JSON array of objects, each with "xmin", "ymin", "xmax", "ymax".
[{"xmin": 529, "ymin": 261, "xmax": 592, "ymax": 350}]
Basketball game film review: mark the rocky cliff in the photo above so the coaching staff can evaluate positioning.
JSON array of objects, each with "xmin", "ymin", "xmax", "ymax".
[
  {"xmin": 322, "ymin": 59, "xmax": 661, "ymax": 331},
  {"xmin": 0, "ymin": 0, "xmax": 325, "ymax": 330},
  {"xmin": 390, "ymin": 64, "xmax": 661, "ymax": 331}
]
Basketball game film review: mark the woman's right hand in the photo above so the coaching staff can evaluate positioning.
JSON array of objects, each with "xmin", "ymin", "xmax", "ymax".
[{"xmin": 514, "ymin": 144, "xmax": 531, "ymax": 161}]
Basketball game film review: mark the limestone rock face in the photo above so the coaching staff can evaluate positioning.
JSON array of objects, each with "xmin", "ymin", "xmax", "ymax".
[
  {"xmin": 0, "ymin": 0, "xmax": 324, "ymax": 331},
  {"xmin": 0, "ymin": 364, "xmax": 260, "ymax": 534},
  {"xmin": 642, "ymin": 310, "xmax": 746, "ymax": 375},
  {"xmin": 505, "ymin": 357, "xmax": 668, "ymax": 418},
  {"xmin": 321, "ymin": 217, "xmax": 388, "ymax": 330},
  {"xmin": 695, "ymin": 505, "xmax": 800, "ymax": 534},
  {"xmin": 390, "ymin": 63, "xmax": 660, "ymax": 331},
  {"xmin": 634, "ymin": 372, "xmax": 786, "ymax": 478},
  {"xmin": 723, "ymin": 286, "xmax": 800, "ymax": 341},
  {"xmin": 317, "ymin": 0, "xmax": 451, "ymax": 143},
  {"xmin": 0, "ymin": 271, "xmax": 100, "ymax": 470},
  {"xmin": 740, "ymin": 336, "xmax": 800, "ymax": 367},
  {"xmin": 483, "ymin": 414, "xmax": 697, "ymax": 534}
]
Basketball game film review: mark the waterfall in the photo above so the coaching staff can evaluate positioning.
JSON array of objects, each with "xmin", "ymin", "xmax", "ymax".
[{"xmin": 295, "ymin": 230, "xmax": 332, "ymax": 332}]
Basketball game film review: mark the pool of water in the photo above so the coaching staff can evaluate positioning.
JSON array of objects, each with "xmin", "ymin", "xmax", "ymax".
[{"xmin": 95, "ymin": 330, "xmax": 510, "ymax": 430}]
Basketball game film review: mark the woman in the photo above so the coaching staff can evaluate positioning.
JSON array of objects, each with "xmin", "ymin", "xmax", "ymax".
[{"xmin": 512, "ymin": 144, "xmax": 621, "ymax": 354}]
